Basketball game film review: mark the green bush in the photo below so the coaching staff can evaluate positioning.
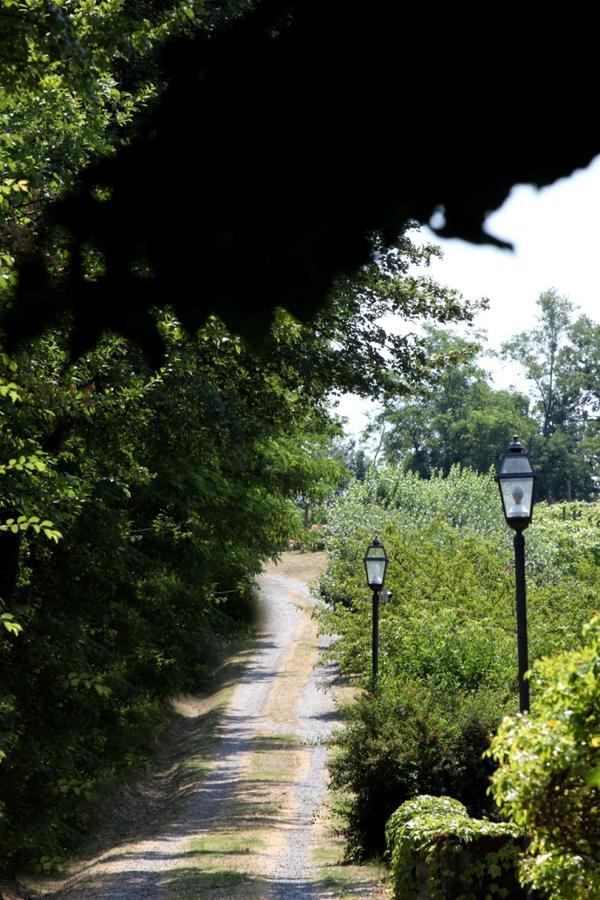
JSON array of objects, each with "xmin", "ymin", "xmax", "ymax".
[
  {"xmin": 488, "ymin": 617, "xmax": 600, "ymax": 898},
  {"xmin": 318, "ymin": 467, "xmax": 600, "ymax": 858},
  {"xmin": 329, "ymin": 681, "xmax": 506, "ymax": 857},
  {"xmin": 386, "ymin": 795, "xmax": 523, "ymax": 900}
]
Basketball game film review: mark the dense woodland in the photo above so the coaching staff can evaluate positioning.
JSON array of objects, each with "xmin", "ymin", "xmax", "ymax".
[{"xmin": 0, "ymin": 3, "xmax": 598, "ymax": 897}]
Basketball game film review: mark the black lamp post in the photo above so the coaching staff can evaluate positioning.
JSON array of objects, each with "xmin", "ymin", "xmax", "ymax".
[
  {"xmin": 364, "ymin": 536, "xmax": 388, "ymax": 693},
  {"xmin": 496, "ymin": 436, "xmax": 537, "ymax": 714}
]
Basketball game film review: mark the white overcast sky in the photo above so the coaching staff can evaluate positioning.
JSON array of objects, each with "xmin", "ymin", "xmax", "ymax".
[{"xmin": 334, "ymin": 154, "xmax": 600, "ymax": 439}]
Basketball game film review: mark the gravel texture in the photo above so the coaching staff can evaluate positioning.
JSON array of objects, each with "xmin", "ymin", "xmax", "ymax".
[
  {"xmin": 261, "ymin": 574, "xmax": 338, "ymax": 899},
  {"xmin": 29, "ymin": 567, "xmax": 385, "ymax": 899}
]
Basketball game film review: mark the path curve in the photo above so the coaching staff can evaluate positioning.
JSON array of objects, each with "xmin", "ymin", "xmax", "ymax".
[{"xmin": 31, "ymin": 564, "xmax": 386, "ymax": 899}]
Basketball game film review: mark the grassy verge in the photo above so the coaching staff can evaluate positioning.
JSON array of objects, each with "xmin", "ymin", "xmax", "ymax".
[
  {"xmin": 310, "ymin": 789, "xmax": 390, "ymax": 897},
  {"xmin": 15, "ymin": 640, "xmax": 259, "ymax": 896}
]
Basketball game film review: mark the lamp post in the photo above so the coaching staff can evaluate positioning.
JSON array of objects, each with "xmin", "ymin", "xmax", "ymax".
[
  {"xmin": 364, "ymin": 536, "xmax": 388, "ymax": 693},
  {"xmin": 496, "ymin": 436, "xmax": 537, "ymax": 714}
]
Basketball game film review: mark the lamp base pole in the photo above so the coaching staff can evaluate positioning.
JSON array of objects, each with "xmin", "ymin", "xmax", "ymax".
[
  {"xmin": 372, "ymin": 588, "xmax": 379, "ymax": 693},
  {"xmin": 514, "ymin": 531, "xmax": 530, "ymax": 714}
]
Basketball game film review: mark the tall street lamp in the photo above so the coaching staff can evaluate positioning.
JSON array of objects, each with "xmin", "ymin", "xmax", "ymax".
[
  {"xmin": 496, "ymin": 436, "xmax": 537, "ymax": 714},
  {"xmin": 364, "ymin": 536, "xmax": 388, "ymax": 693}
]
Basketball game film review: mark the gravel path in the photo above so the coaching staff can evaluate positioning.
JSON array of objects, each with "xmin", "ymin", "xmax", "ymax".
[
  {"xmin": 260, "ymin": 574, "xmax": 338, "ymax": 899},
  {"xmin": 32, "ymin": 566, "xmax": 385, "ymax": 899}
]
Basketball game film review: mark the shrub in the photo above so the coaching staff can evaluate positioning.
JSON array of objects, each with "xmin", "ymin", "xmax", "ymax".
[
  {"xmin": 329, "ymin": 680, "xmax": 507, "ymax": 857},
  {"xmin": 488, "ymin": 617, "xmax": 600, "ymax": 898},
  {"xmin": 386, "ymin": 794, "xmax": 523, "ymax": 900},
  {"xmin": 318, "ymin": 467, "xmax": 600, "ymax": 859}
]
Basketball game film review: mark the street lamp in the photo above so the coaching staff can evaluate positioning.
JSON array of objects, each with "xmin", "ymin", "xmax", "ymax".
[
  {"xmin": 496, "ymin": 436, "xmax": 536, "ymax": 714},
  {"xmin": 364, "ymin": 536, "xmax": 388, "ymax": 693}
]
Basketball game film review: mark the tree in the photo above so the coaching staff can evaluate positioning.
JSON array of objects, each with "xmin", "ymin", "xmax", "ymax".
[
  {"xmin": 0, "ymin": 253, "xmax": 481, "ymax": 870},
  {"xmin": 0, "ymin": 0, "xmax": 251, "ymax": 348},
  {"xmin": 502, "ymin": 290, "xmax": 600, "ymax": 500},
  {"xmin": 331, "ymin": 437, "xmax": 368, "ymax": 483},
  {"xmin": 5, "ymin": 1, "xmax": 599, "ymax": 354},
  {"xmin": 262, "ymin": 242, "xmax": 485, "ymax": 404},
  {"xmin": 368, "ymin": 327, "xmax": 535, "ymax": 477},
  {"xmin": 0, "ymin": 308, "xmax": 358, "ymax": 869},
  {"xmin": 502, "ymin": 289, "xmax": 576, "ymax": 439},
  {"xmin": 0, "ymin": 4, "xmax": 496, "ymax": 869}
]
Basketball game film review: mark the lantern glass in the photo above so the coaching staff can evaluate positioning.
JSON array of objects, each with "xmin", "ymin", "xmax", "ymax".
[
  {"xmin": 499, "ymin": 454, "xmax": 533, "ymax": 476},
  {"xmin": 496, "ymin": 436, "xmax": 536, "ymax": 527},
  {"xmin": 500, "ymin": 476, "xmax": 535, "ymax": 520},
  {"xmin": 364, "ymin": 540, "xmax": 387, "ymax": 589}
]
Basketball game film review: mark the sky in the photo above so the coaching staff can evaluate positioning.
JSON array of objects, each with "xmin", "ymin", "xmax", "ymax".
[{"xmin": 335, "ymin": 154, "xmax": 600, "ymax": 439}]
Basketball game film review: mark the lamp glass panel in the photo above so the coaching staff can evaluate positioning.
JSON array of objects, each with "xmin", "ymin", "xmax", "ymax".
[
  {"xmin": 500, "ymin": 477, "xmax": 534, "ymax": 518},
  {"xmin": 500, "ymin": 455, "xmax": 533, "ymax": 475},
  {"xmin": 365, "ymin": 557, "xmax": 386, "ymax": 585}
]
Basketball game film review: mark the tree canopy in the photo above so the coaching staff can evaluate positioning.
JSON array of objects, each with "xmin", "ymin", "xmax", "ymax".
[
  {"xmin": 367, "ymin": 293, "xmax": 600, "ymax": 502},
  {"xmin": 0, "ymin": 13, "xmax": 485, "ymax": 861},
  {"xmin": 502, "ymin": 290, "xmax": 600, "ymax": 500},
  {"xmin": 367, "ymin": 327, "xmax": 535, "ymax": 478},
  {"xmin": 2, "ymin": 1, "xmax": 599, "ymax": 354}
]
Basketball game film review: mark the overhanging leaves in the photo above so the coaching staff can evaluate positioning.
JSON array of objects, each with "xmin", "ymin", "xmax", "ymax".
[{"xmin": 4, "ymin": 1, "xmax": 599, "ymax": 357}]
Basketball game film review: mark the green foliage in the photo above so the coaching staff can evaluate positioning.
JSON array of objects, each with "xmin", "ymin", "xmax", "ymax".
[
  {"xmin": 372, "ymin": 292, "xmax": 600, "ymax": 504},
  {"xmin": 385, "ymin": 795, "xmax": 523, "ymax": 900},
  {"xmin": 321, "ymin": 465, "xmax": 505, "ymax": 553},
  {"xmin": 0, "ymin": 0, "xmax": 220, "ymax": 301},
  {"xmin": 276, "ymin": 245, "xmax": 485, "ymax": 402},
  {"xmin": 0, "ymin": 6, "xmax": 496, "ymax": 873},
  {"xmin": 289, "ymin": 525, "xmax": 329, "ymax": 553},
  {"xmin": 0, "ymin": 312, "xmax": 347, "ymax": 871},
  {"xmin": 371, "ymin": 327, "xmax": 536, "ymax": 477},
  {"xmin": 0, "ymin": 216, "xmax": 481, "ymax": 873},
  {"xmin": 329, "ymin": 680, "xmax": 506, "ymax": 858},
  {"xmin": 0, "ymin": 514, "xmax": 61, "ymax": 541},
  {"xmin": 502, "ymin": 289, "xmax": 600, "ymax": 500},
  {"xmin": 0, "ymin": 206, "xmax": 479, "ymax": 878},
  {"xmin": 319, "ymin": 466, "xmax": 600, "ymax": 857},
  {"xmin": 488, "ymin": 617, "xmax": 600, "ymax": 898},
  {"xmin": 0, "ymin": 613, "xmax": 21, "ymax": 636}
]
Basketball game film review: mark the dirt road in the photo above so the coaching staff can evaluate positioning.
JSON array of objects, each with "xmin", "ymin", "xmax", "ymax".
[{"xmin": 30, "ymin": 555, "xmax": 387, "ymax": 899}]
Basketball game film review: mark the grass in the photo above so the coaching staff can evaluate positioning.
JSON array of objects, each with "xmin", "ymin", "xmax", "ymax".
[
  {"xmin": 312, "ymin": 844, "xmax": 343, "ymax": 864},
  {"xmin": 240, "ymin": 769, "xmax": 294, "ymax": 783},
  {"xmin": 164, "ymin": 866, "xmax": 265, "ymax": 895},
  {"xmin": 165, "ymin": 831, "xmax": 267, "ymax": 897},
  {"xmin": 189, "ymin": 832, "xmax": 265, "ymax": 855},
  {"xmin": 247, "ymin": 732, "xmax": 299, "ymax": 747},
  {"xmin": 307, "ymin": 717, "xmax": 391, "ymax": 897},
  {"xmin": 314, "ymin": 852, "xmax": 389, "ymax": 895},
  {"xmin": 240, "ymin": 731, "xmax": 301, "ymax": 783},
  {"xmin": 227, "ymin": 798, "xmax": 283, "ymax": 820}
]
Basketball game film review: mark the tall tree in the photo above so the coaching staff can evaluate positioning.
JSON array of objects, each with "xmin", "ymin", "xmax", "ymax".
[
  {"xmin": 502, "ymin": 289, "xmax": 576, "ymax": 438},
  {"xmin": 368, "ymin": 327, "xmax": 535, "ymax": 477},
  {"xmin": 502, "ymin": 290, "xmax": 600, "ymax": 501}
]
